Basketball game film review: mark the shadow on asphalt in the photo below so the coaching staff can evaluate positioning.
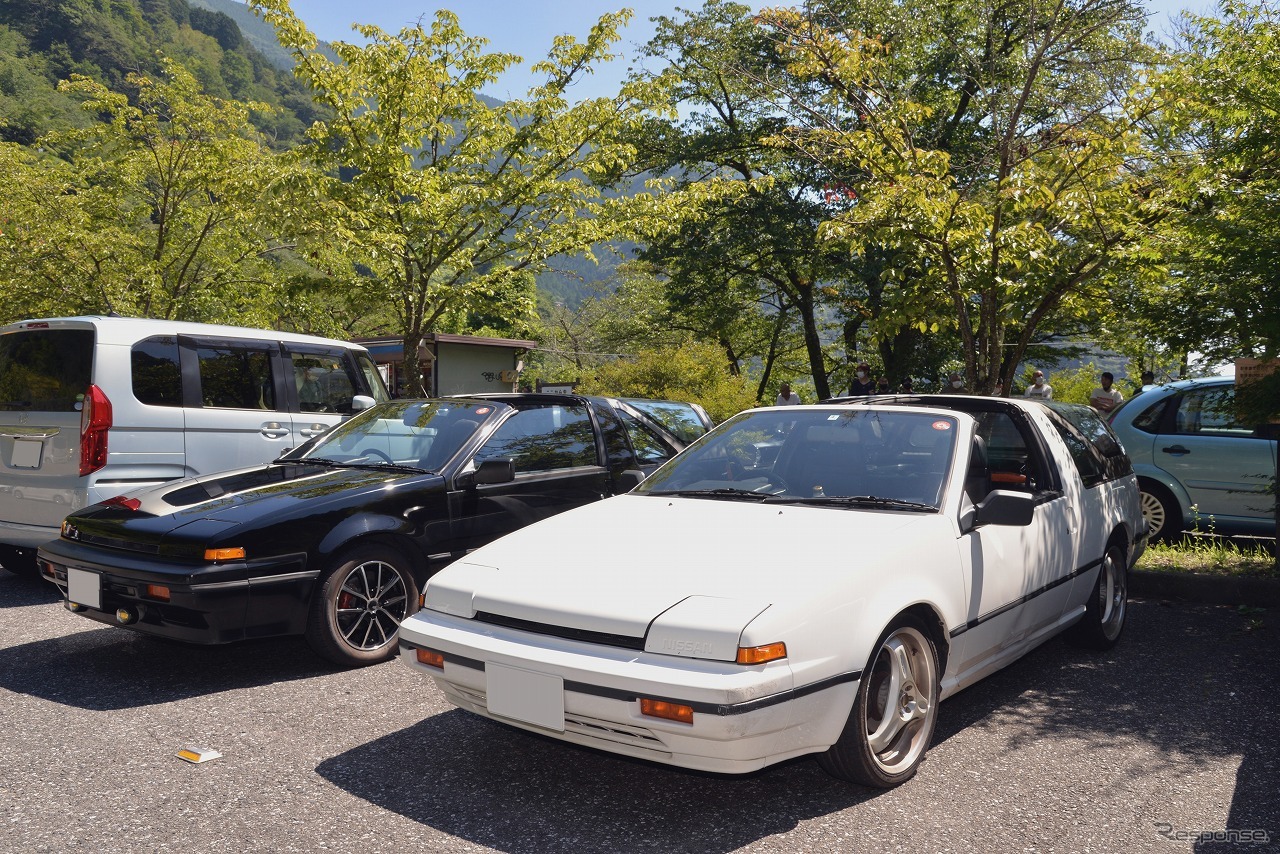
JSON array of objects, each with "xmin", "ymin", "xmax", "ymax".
[
  {"xmin": 317, "ymin": 710, "xmax": 872, "ymax": 854},
  {"xmin": 0, "ymin": 570, "xmax": 332, "ymax": 709},
  {"xmin": 316, "ymin": 600, "xmax": 1277, "ymax": 853},
  {"xmin": 0, "ymin": 569, "xmax": 60, "ymax": 609}
]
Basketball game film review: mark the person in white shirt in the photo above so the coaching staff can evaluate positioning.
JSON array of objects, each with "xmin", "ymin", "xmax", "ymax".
[
  {"xmin": 775, "ymin": 382, "xmax": 802, "ymax": 405},
  {"xmin": 1024, "ymin": 370, "xmax": 1052, "ymax": 399},
  {"xmin": 1089, "ymin": 371, "xmax": 1124, "ymax": 412}
]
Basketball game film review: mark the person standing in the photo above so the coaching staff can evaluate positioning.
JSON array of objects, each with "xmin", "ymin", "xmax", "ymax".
[
  {"xmin": 941, "ymin": 372, "xmax": 966, "ymax": 394},
  {"xmin": 775, "ymin": 383, "xmax": 802, "ymax": 405},
  {"xmin": 1089, "ymin": 371, "xmax": 1124, "ymax": 412},
  {"xmin": 1024, "ymin": 370, "xmax": 1052, "ymax": 399},
  {"xmin": 848, "ymin": 363, "xmax": 876, "ymax": 396}
]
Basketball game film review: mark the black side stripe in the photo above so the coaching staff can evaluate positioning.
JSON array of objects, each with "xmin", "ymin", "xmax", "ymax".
[
  {"xmin": 399, "ymin": 639, "xmax": 861, "ymax": 717},
  {"xmin": 949, "ymin": 556, "xmax": 1105, "ymax": 639}
]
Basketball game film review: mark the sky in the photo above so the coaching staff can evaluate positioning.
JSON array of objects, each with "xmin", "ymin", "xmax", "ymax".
[{"xmin": 283, "ymin": 0, "xmax": 1212, "ymax": 103}]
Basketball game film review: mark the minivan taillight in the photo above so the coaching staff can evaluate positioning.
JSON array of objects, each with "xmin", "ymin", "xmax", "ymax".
[{"xmin": 80, "ymin": 384, "xmax": 112, "ymax": 476}]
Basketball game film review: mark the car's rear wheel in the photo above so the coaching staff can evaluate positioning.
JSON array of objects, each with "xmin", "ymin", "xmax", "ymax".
[
  {"xmin": 305, "ymin": 544, "xmax": 419, "ymax": 668},
  {"xmin": 1138, "ymin": 479, "xmax": 1180, "ymax": 542},
  {"xmin": 0, "ymin": 545, "xmax": 39, "ymax": 577},
  {"xmin": 1067, "ymin": 544, "xmax": 1128, "ymax": 650},
  {"xmin": 818, "ymin": 615, "xmax": 940, "ymax": 787}
]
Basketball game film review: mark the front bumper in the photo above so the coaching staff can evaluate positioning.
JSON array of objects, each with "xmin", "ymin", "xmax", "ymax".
[
  {"xmin": 399, "ymin": 609, "xmax": 858, "ymax": 774},
  {"xmin": 37, "ymin": 538, "xmax": 315, "ymax": 644}
]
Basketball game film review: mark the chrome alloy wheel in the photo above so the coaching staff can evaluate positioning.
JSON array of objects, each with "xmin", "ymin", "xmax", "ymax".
[
  {"xmin": 334, "ymin": 559, "xmax": 410, "ymax": 652},
  {"xmin": 1096, "ymin": 548, "xmax": 1127, "ymax": 643},
  {"xmin": 862, "ymin": 625, "xmax": 938, "ymax": 776}
]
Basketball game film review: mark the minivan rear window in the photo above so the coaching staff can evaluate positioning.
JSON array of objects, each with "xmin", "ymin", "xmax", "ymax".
[{"xmin": 0, "ymin": 329, "xmax": 94, "ymax": 411}]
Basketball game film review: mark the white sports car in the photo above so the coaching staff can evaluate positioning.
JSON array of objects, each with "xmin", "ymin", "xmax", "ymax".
[{"xmin": 399, "ymin": 396, "xmax": 1146, "ymax": 787}]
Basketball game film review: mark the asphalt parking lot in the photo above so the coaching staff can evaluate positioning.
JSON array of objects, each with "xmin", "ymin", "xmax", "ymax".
[{"xmin": 1, "ymin": 569, "xmax": 1276, "ymax": 853}]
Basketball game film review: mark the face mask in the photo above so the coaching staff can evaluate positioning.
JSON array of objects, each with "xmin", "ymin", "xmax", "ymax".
[
  {"xmin": 856, "ymin": 371, "xmax": 867, "ymax": 379},
  {"xmin": 1034, "ymin": 377, "xmax": 1044, "ymax": 385},
  {"xmin": 951, "ymin": 380, "xmax": 963, "ymax": 389}
]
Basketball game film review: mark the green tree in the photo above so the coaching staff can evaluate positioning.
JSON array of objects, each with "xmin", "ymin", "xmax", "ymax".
[
  {"xmin": 0, "ymin": 59, "xmax": 303, "ymax": 324},
  {"xmin": 631, "ymin": 0, "xmax": 865, "ymax": 400},
  {"xmin": 758, "ymin": 0, "xmax": 1162, "ymax": 393},
  {"xmin": 576, "ymin": 338, "xmax": 757, "ymax": 423},
  {"xmin": 1146, "ymin": 1, "xmax": 1280, "ymax": 365},
  {"xmin": 249, "ymin": 1, "xmax": 678, "ymax": 395}
]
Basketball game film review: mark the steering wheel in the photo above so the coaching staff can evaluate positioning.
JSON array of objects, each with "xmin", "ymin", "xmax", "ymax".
[{"xmin": 356, "ymin": 448, "xmax": 394, "ymax": 464}]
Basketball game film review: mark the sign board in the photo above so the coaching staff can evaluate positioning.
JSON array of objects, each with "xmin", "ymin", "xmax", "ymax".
[{"xmin": 1235, "ymin": 358, "xmax": 1280, "ymax": 424}]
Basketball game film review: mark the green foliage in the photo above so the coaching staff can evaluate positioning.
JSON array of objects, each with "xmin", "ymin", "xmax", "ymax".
[
  {"xmin": 0, "ymin": 0, "xmax": 320, "ymax": 146},
  {"xmin": 575, "ymin": 339, "xmax": 757, "ymax": 423},
  {"xmin": 1145, "ymin": 1, "xmax": 1280, "ymax": 363},
  {"xmin": 756, "ymin": 0, "xmax": 1161, "ymax": 394},
  {"xmin": 0, "ymin": 60, "xmax": 307, "ymax": 325},
  {"xmin": 250, "ymin": 0, "xmax": 680, "ymax": 394}
]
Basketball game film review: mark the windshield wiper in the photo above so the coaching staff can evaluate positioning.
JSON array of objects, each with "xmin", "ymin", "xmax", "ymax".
[
  {"xmin": 648, "ymin": 488, "xmax": 773, "ymax": 501},
  {"xmin": 273, "ymin": 457, "xmax": 345, "ymax": 467},
  {"xmin": 765, "ymin": 494, "xmax": 936, "ymax": 511},
  {"xmin": 341, "ymin": 461, "xmax": 429, "ymax": 474}
]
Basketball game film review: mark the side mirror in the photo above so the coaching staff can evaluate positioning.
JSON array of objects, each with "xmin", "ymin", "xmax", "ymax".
[
  {"xmin": 972, "ymin": 489, "xmax": 1035, "ymax": 528},
  {"xmin": 615, "ymin": 469, "xmax": 646, "ymax": 492},
  {"xmin": 472, "ymin": 458, "xmax": 515, "ymax": 485},
  {"xmin": 352, "ymin": 394, "xmax": 376, "ymax": 411}
]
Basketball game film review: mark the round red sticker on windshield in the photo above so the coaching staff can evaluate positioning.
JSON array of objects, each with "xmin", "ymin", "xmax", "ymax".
[
  {"xmin": 475, "ymin": 407, "xmax": 491, "ymax": 415},
  {"xmin": 932, "ymin": 420, "xmax": 951, "ymax": 430}
]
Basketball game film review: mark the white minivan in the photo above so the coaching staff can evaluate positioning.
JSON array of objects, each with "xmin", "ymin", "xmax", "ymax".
[{"xmin": 0, "ymin": 317, "xmax": 390, "ymax": 575}]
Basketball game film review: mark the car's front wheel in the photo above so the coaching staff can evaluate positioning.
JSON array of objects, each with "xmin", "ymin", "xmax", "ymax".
[
  {"xmin": 818, "ymin": 615, "xmax": 940, "ymax": 787},
  {"xmin": 1067, "ymin": 544, "xmax": 1128, "ymax": 650},
  {"xmin": 305, "ymin": 544, "xmax": 419, "ymax": 668}
]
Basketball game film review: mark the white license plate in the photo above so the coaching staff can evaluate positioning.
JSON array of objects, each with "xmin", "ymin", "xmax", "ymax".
[
  {"xmin": 486, "ymin": 663, "xmax": 565, "ymax": 732},
  {"xmin": 10, "ymin": 438, "xmax": 42, "ymax": 468},
  {"xmin": 67, "ymin": 567, "xmax": 102, "ymax": 610}
]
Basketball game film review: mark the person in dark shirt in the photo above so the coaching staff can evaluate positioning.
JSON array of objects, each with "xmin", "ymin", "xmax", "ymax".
[{"xmin": 848, "ymin": 362, "xmax": 876, "ymax": 396}]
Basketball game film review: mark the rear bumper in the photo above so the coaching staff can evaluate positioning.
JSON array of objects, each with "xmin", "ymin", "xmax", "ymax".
[
  {"xmin": 0, "ymin": 520, "xmax": 60, "ymax": 551},
  {"xmin": 37, "ymin": 539, "xmax": 315, "ymax": 644}
]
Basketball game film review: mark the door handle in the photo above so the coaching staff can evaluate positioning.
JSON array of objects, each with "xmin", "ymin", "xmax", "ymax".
[
  {"xmin": 299, "ymin": 424, "xmax": 330, "ymax": 439},
  {"xmin": 260, "ymin": 422, "xmax": 290, "ymax": 439},
  {"xmin": 1160, "ymin": 445, "xmax": 1190, "ymax": 456}
]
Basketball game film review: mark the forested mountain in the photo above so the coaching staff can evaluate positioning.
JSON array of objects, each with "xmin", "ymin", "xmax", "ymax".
[{"xmin": 0, "ymin": 0, "xmax": 322, "ymax": 145}]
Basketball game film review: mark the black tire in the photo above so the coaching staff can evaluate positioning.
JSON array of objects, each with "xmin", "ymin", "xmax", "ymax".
[
  {"xmin": 1067, "ymin": 543, "xmax": 1128, "ymax": 650},
  {"xmin": 305, "ymin": 544, "xmax": 419, "ymax": 668},
  {"xmin": 0, "ymin": 545, "xmax": 39, "ymax": 577},
  {"xmin": 817, "ymin": 615, "xmax": 940, "ymax": 787},
  {"xmin": 1138, "ymin": 479, "xmax": 1181, "ymax": 542}
]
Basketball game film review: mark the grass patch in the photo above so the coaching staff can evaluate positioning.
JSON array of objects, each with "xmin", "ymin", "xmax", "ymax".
[{"xmin": 1137, "ymin": 536, "xmax": 1277, "ymax": 578}]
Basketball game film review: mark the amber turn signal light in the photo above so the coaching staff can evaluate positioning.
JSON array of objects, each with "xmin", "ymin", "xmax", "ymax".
[
  {"xmin": 736, "ymin": 642, "xmax": 787, "ymax": 665},
  {"xmin": 204, "ymin": 547, "xmax": 246, "ymax": 562},
  {"xmin": 144, "ymin": 584, "xmax": 171, "ymax": 602},
  {"xmin": 640, "ymin": 698, "xmax": 694, "ymax": 724},
  {"xmin": 416, "ymin": 648, "xmax": 445, "ymax": 669}
]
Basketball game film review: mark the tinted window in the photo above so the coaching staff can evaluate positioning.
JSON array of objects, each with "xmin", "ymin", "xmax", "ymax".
[
  {"xmin": 287, "ymin": 349, "xmax": 357, "ymax": 414},
  {"xmin": 621, "ymin": 399, "xmax": 709, "ymax": 443},
  {"xmin": 0, "ymin": 329, "xmax": 94, "ymax": 411},
  {"xmin": 197, "ymin": 344, "xmax": 277, "ymax": 410},
  {"xmin": 1174, "ymin": 386, "xmax": 1253, "ymax": 436},
  {"xmin": 1131, "ymin": 397, "xmax": 1170, "ymax": 434},
  {"xmin": 475, "ymin": 405, "xmax": 598, "ymax": 472},
  {"xmin": 1047, "ymin": 416, "xmax": 1106, "ymax": 488},
  {"xmin": 617, "ymin": 410, "xmax": 680, "ymax": 465},
  {"xmin": 131, "ymin": 336, "xmax": 182, "ymax": 407}
]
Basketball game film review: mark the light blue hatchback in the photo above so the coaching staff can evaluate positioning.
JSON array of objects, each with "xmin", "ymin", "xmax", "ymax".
[{"xmin": 1108, "ymin": 376, "xmax": 1277, "ymax": 540}]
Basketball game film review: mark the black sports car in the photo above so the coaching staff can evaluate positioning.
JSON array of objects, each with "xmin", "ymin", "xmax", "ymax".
[{"xmin": 38, "ymin": 393, "xmax": 702, "ymax": 666}]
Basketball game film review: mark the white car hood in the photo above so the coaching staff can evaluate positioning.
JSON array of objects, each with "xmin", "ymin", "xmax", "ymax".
[{"xmin": 423, "ymin": 494, "xmax": 936, "ymax": 660}]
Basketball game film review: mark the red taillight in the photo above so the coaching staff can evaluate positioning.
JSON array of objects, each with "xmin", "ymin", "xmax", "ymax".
[
  {"xmin": 79, "ymin": 384, "xmax": 112, "ymax": 476},
  {"xmin": 101, "ymin": 495, "xmax": 141, "ymax": 511}
]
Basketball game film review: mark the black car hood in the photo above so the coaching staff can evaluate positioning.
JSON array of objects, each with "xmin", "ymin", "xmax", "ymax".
[{"xmin": 69, "ymin": 463, "xmax": 443, "ymax": 542}]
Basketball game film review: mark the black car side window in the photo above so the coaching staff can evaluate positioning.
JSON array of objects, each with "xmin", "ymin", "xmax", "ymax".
[{"xmin": 475, "ymin": 405, "xmax": 598, "ymax": 473}]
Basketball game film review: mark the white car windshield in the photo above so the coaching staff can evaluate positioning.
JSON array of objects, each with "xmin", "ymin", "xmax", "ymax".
[{"xmin": 638, "ymin": 408, "xmax": 958, "ymax": 510}]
